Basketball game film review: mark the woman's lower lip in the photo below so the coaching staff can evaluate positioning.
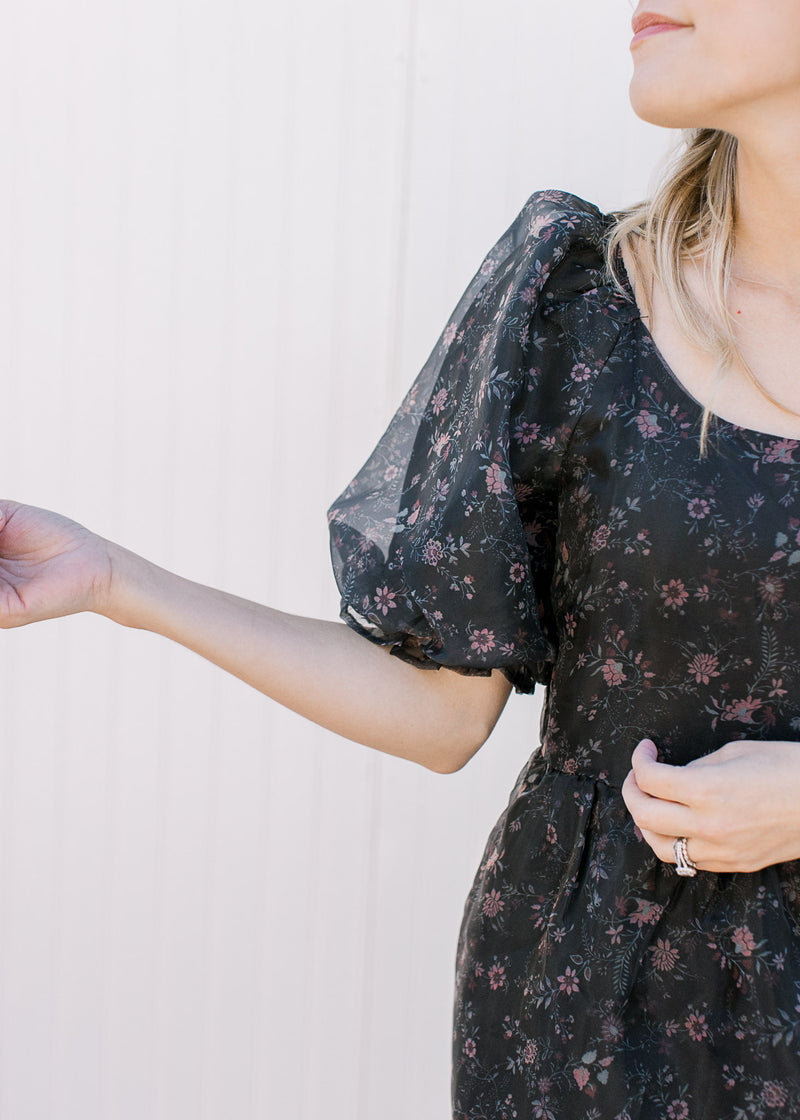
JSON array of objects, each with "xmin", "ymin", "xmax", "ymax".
[{"xmin": 630, "ymin": 24, "xmax": 688, "ymax": 47}]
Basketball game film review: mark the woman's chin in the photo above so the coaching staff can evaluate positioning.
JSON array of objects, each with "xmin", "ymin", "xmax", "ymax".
[{"xmin": 628, "ymin": 79, "xmax": 706, "ymax": 131}]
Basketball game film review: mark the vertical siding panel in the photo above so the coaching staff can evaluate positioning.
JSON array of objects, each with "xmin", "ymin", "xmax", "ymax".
[
  {"xmin": 0, "ymin": 5, "xmax": 22, "ymax": 1114},
  {"xmin": 103, "ymin": 0, "xmax": 180, "ymax": 1111},
  {"xmin": 51, "ymin": 0, "xmax": 130, "ymax": 1108},
  {"xmin": 3, "ymin": 5, "xmax": 71, "ymax": 1117},
  {"xmin": 255, "ymin": 0, "xmax": 331, "ymax": 1109},
  {"xmin": 307, "ymin": 3, "xmax": 418, "ymax": 1119},
  {"xmin": 149, "ymin": 0, "xmax": 203, "ymax": 1114}
]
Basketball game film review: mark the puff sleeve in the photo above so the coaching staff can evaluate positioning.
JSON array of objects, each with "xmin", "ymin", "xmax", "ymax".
[{"xmin": 326, "ymin": 189, "xmax": 619, "ymax": 694}]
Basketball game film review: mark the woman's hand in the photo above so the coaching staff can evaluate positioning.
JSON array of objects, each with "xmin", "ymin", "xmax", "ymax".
[
  {"xmin": 622, "ymin": 737, "xmax": 800, "ymax": 873},
  {"xmin": 0, "ymin": 501, "xmax": 113, "ymax": 627}
]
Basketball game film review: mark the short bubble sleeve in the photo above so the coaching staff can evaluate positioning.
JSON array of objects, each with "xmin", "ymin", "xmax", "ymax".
[{"xmin": 326, "ymin": 189, "xmax": 631, "ymax": 694}]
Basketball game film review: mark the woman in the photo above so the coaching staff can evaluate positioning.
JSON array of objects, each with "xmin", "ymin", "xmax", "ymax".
[{"xmin": 2, "ymin": 2, "xmax": 800, "ymax": 1115}]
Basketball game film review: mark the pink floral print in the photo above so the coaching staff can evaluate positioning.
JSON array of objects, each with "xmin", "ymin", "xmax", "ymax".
[{"xmin": 329, "ymin": 191, "xmax": 800, "ymax": 1119}]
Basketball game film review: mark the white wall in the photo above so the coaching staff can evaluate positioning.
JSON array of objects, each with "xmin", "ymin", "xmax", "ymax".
[{"xmin": 0, "ymin": 2, "xmax": 673, "ymax": 1117}]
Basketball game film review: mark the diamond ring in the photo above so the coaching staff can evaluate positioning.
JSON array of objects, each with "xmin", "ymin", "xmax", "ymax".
[{"xmin": 673, "ymin": 836, "xmax": 698, "ymax": 877}]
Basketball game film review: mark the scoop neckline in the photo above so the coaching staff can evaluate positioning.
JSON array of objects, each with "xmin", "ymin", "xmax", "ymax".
[{"xmin": 610, "ymin": 240, "xmax": 800, "ymax": 449}]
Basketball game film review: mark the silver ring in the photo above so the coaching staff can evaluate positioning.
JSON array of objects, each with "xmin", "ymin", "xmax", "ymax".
[{"xmin": 673, "ymin": 836, "xmax": 698, "ymax": 877}]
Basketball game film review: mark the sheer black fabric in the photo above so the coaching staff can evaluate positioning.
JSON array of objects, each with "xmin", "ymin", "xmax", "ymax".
[
  {"xmin": 327, "ymin": 190, "xmax": 800, "ymax": 1118},
  {"xmin": 327, "ymin": 190, "xmax": 626, "ymax": 693}
]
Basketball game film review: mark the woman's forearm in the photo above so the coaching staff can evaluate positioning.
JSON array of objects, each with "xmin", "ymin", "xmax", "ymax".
[{"xmin": 97, "ymin": 542, "xmax": 510, "ymax": 772}]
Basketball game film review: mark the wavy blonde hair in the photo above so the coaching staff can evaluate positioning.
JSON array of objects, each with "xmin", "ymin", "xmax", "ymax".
[{"xmin": 603, "ymin": 126, "xmax": 796, "ymax": 455}]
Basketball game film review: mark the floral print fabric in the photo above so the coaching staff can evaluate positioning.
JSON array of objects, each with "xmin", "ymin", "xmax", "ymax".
[{"xmin": 327, "ymin": 190, "xmax": 800, "ymax": 1119}]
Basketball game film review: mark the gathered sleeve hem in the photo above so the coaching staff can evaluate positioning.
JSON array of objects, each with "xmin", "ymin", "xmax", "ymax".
[{"xmin": 327, "ymin": 188, "xmax": 631, "ymax": 696}]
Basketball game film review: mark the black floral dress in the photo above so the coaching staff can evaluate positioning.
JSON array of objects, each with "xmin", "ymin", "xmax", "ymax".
[{"xmin": 326, "ymin": 189, "xmax": 800, "ymax": 1120}]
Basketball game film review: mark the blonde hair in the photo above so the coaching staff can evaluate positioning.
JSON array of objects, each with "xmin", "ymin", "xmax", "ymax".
[{"xmin": 603, "ymin": 127, "xmax": 798, "ymax": 455}]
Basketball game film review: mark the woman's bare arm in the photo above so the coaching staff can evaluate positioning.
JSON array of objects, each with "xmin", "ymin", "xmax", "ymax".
[
  {"xmin": 0, "ymin": 501, "xmax": 512, "ymax": 771},
  {"xmin": 97, "ymin": 540, "xmax": 513, "ymax": 773}
]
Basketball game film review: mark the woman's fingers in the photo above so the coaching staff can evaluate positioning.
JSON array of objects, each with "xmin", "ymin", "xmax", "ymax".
[
  {"xmin": 630, "ymin": 738, "xmax": 699, "ymax": 805},
  {"xmin": 637, "ymin": 825, "xmax": 708, "ymax": 871},
  {"xmin": 627, "ymin": 739, "xmax": 800, "ymax": 873},
  {"xmin": 621, "ymin": 765, "xmax": 694, "ymax": 837}
]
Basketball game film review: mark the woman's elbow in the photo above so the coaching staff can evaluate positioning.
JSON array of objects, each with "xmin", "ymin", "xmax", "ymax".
[
  {"xmin": 417, "ymin": 668, "xmax": 512, "ymax": 774},
  {"xmin": 426, "ymin": 724, "xmax": 494, "ymax": 774}
]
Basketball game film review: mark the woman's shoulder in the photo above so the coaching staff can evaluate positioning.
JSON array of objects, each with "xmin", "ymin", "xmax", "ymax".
[
  {"xmin": 499, "ymin": 189, "xmax": 637, "ymax": 347},
  {"xmin": 517, "ymin": 187, "xmax": 609, "ymax": 233},
  {"xmin": 507, "ymin": 188, "xmax": 632, "ymax": 309},
  {"xmin": 498, "ymin": 189, "xmax": 608, "ymax": 277}
]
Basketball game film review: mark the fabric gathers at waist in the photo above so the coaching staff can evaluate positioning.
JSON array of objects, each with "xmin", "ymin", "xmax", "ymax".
[
  {"xmin": 532, "ymin": 738, "xmax": 634, "ymax": 790},
  {"xmin": 513, "ymin": 745, "xmax": 631, "ymax": 799},
  {"xmin": 542, "ymin": 761, "xmax": 627, "ymax": 790}
]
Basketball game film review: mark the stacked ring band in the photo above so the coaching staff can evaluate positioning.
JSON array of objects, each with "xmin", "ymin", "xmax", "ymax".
[{"xmin": 673, "ymin": 836, "xmax": 698, "ymax": 877}]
